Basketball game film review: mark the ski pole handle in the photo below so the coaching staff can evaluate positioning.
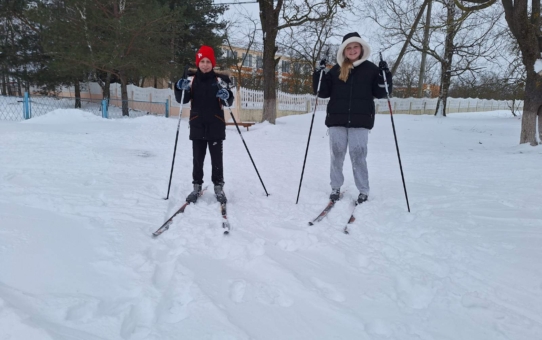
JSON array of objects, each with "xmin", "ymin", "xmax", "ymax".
[{"xmin": 379, "ymin": 52, "xmax": 391, "ymax": 96}]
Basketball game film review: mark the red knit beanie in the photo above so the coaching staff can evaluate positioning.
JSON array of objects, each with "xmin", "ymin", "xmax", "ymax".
[{"xmin": 195, "ymin": 45, "xmax": 216, "ymax": 68}]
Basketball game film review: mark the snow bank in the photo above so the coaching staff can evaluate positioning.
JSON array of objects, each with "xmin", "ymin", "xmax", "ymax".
[{"xmin": 23, "ymin": 109, "xmax": 103, "ymax": 124}]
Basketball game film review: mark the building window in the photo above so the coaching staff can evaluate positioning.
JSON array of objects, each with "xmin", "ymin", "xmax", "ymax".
[
  {"xmin": 242, "ymin": 53, "xmax": 252, "ymax": 67},
  {"xmin": 256, "ymin": 56, "xmax": 263, "ymax": 69},
  {"xmin": 226, "ymin": 50, "xmax": 237, "ymax": 60},
  {"xmin": 282, "ymin": 61, "xmax": 290, "ymax": 73}
]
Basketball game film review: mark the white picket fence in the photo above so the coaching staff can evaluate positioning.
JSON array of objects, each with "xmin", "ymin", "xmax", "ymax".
[
  {"xmin": 239, "ymin": 87, "xmax": 523, "ymax": 114},
  {"xmin": 41, "ymin": 82, "xmax": 523, "ymax": 118}
]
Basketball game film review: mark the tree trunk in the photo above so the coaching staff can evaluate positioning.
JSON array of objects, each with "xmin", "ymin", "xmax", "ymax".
[
  {"xmin": 262, "ymin": 41, "xmax": 278, "ymax": 123},
  {"xmin": 520, "ymin": 71, "xmax": 542, "ymax": 145},
  {"xmin": 418, "ymin": 0, "xmax": 432, "ymax": 98},
  {"xmin": 103, "ymin": 72, "xmax": 111, "ymax": 102},
  {"xmin": 120, "ymin": 72, "xmax": 129, "ymax": 116},
  {"xmin": 391, "ymin": 0, "xmax": 430, "ymax": 75},
  {"xmin": 1, "ymin": 67, "xmax": 6, "ymax": 96},
  {"xmin": 500, "ymin": 0, "xmax": 541, "ymax": 145},
  {"xmin": 259, "ymin": 0, "xmax": 280, "ymax": 124},
  {"xmin": 434, "ymin": 1, "xmax": 455, "ymax": 117},
  {"xmin": 455, "ymin": 0, "xmax": 541, "ymax": 144},
  {"xmin": 17, "ymin": 78, "xmax": 22, "ymax": 96},
  {"xmin": 74, "ymin": 80, "xmax": 81, "ymax": 108}
]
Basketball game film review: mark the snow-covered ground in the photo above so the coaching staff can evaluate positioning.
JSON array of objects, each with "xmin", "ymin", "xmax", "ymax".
[{"xmin": 1, "ymin": 108, "xmax": 541, "ymax": 340}]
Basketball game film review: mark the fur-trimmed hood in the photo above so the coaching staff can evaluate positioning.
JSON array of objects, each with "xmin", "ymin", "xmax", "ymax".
[{"xmin": 336, "ymin": 32, "xmax": 372, "ymax": 67}]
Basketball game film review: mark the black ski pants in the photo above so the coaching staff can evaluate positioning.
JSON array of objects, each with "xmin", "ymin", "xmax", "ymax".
[{"xmin": 192, "ymin": 139, "xmax": 224, "ymax": 186}]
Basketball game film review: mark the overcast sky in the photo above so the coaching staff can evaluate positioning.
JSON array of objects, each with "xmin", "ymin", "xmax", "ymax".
[{"xmin": 216, "ymin": 0, "xmax": 376, "ymax": 47}]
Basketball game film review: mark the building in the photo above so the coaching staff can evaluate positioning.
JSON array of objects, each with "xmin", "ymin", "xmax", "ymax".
[{"xmin": 220, "ymin": 45, "xmax": 313, "ymax": 94}]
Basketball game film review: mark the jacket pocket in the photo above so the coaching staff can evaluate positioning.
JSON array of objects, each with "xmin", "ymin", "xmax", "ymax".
[
  {"xmin": 214, "ymin": 115, "xmax": 226, "ymax": 123},
  {"xmin": 189, "ymin": 115, "xmax": 199, "ymax": 121}
]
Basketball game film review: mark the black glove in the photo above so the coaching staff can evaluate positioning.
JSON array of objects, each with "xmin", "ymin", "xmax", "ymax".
[
  {"xmin": 176, "ymin": 79, "xmax": 191, "ymax": 91},
  {"xmin": 378, "ymin": 59, "xmax": 392, "ymax": 86},
  {"xmin": 216, "ymin": 88, "xmax": 229, "ymax": 101},
  {"xmin": 316, "ymin": 58, "xmax": 327, "ymax": 72},
  {"xmin": 379, "ymin": 60, "xmax": 389, "ymax": 72}
]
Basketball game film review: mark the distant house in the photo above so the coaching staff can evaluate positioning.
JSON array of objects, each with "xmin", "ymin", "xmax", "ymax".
[
  {"xmin": 219, "ymin": 45, "xmax": 313, "ymax": 93},
  {"xmin": 393, "ymin": 83, "xmax": 440, "ymax": 98},
  {"xmin": 141, "ymin": 45, "xmax": 314, "ymax": 93}
]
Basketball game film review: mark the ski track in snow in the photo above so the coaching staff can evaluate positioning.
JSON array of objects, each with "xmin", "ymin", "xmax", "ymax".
[{"xmin": 0, "ymin": 109, "xmax": 541, "ymax": 339}]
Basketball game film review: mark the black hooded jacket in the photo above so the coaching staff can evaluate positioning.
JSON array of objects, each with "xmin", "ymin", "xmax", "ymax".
[
  {"xmin": 174, "ymin": 69, "xmax": 234, "ymax": 141},
  {"xmin": 313, "ymin": 61, "xmax": 392, "ymax": 129}
]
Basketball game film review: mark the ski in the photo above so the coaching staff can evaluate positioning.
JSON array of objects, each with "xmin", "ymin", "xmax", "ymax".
[
  {"xmin": 152, "ymin": 187, "xmax": 207, "ymax": 237},
  {"xmin": 152, "ymin": 202, "xmax": 190, "ymax": 237},
  {"xmin": 308, "ymin": 192, "xmax": 345, "ymax": 226},
  {"xmin": 343, "ymin": 200, "xmax": 364, "ymax": 234},
  {"xmin": 220, "ymin": 202, "xmax": 231, "ymax": 234},
  {"xmin": 308, "ymin": 200, "xmax": 336, "ymax": 225}
]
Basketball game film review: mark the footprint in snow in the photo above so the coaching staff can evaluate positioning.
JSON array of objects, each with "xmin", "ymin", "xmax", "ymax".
[
  {"xmin": 120, "ymin": 298, "xmax": 154, "ymax": 340},
  {"xmin": 229, "ymin": 279, "xmax": 247, "ymax": 303},
  {"xmin": 393, "ymin": 274, "xmax": 436, "ymax": 309},
  {"xmin": 247, "ymin": 239, "xmax": 266, "ymax": 257},
  {"xmin": 254, "ymin": 283, "xmax": 293, "ymax": 307},
  {"xmin": 152, "ymin": 261, "xmax": 176, "ymax": 290},
  {"xmin": 157, "ymin": 297, "xmax": 192, "ymax": 324},
  {"xmin": 65, "ymin": 300, "xmax": 98, "ymax": 322},
  {"xmin": 461, "ymin": 291, "xmax": 492, "ymax": 309},
  {"xmin": 310, "ymin": 277, "xmax": 346, "ymax": 302}
]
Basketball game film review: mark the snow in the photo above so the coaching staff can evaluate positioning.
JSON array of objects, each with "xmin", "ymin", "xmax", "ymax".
[
  {"xmin": 535, "ymin": 59, "xmax": 542, "ymax": 74},
  {"xmin": 1, "ymin": 108, "xmax": 542, "ymax": 340}
]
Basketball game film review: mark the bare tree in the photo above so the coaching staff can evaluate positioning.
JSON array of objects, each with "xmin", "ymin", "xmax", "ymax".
[
  {"xmin": 274, "ymin": 15, "xmax": 344, "ymax": 94},
  {"xmin": 365, "ymin": 0, "xmax": 502, "ymax": 116},
  {"xmin": 393, "ymin": 53, "xmax": 439, "ymax": 97},
  {"xmin": 278, "ymin": 14, "xmax": 344, "ymax": 72},
  {"xmin": 455, "ymin": 0, "xmax": 542, "ymax": 145},
  {"xmin": 257, "ymin": 0, "xmax": 349, "ymax": 124},
  {"xmin": 418, "ymin": 0, "xmax": 433, "ymax": 97},
  {"xmin": 223, "ymin": 16, "xmax": 260, "ymax": 90}
]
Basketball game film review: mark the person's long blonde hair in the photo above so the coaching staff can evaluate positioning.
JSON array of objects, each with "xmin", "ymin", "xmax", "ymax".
[{"xmin": 339, "ymin": 45, "xmax": 363, "ymax": 83}]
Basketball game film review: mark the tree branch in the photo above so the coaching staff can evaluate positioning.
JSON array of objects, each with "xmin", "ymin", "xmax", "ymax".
[
  {"xmin": 391, "ymin": 0, "xmax": 430, "ymax": 75},
  {"xmin": 454, "ymin": 0, "xmax": 496, "ymax": 12}
]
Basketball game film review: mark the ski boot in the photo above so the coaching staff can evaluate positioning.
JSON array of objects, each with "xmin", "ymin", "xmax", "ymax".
[
  {"xmin": 186, "ymin": 184, "xmax": 202, "ymax": 203},
  {"xmin": 214, "ymin": 183, "xmax": 227, "ymax": 204},
  {"xmin": 357, "ymin": 193, "xmax": 368, "ymax": 204},
  {"xmin": 329, "ymin": 188, "xmax": 341, "ymax": 202}
]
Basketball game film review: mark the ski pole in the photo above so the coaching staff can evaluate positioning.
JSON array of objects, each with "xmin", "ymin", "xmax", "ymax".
[
  {"xmin": 216, "ymin": 79, "xmax": 269, "ymax": 197},
  {"xmin": 380, "ymin": 53, "xmax": 410, "ymax": 212},
  {"xmin": 223, "ymin": 102, "xmax": 269, "ymax": 197},
  {"xmin": 296, "ymin": 65, "xmax": 325, "ymax": 204},
  {"xmin": 164, "ymin": 66, "xmax": 189, "ymax": 200}
]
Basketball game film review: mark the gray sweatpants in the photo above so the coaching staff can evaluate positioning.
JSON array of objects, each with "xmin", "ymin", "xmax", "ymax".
[{"xmin": 328, "ymin": 126, "xmax": 370, "ymax": 195}]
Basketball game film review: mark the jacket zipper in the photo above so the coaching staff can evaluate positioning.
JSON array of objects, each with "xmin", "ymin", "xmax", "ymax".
[{"xmin": 347, "ymin": 71, "xmax": 354, "ymax": 128}]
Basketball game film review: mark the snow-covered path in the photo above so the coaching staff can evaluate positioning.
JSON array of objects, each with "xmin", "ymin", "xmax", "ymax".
[{"xmin": 1, "ymin": 109, "xmax": 541, "ymax": 339}]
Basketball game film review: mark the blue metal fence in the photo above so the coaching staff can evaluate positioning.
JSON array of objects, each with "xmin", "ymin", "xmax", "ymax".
[
  {"xmin": 0, "ymin": 95, "xmax": 25, "ymax": 121},
  {"xmin": 0, "ymin": 93, "xmax": 169, "ymax": 121}
]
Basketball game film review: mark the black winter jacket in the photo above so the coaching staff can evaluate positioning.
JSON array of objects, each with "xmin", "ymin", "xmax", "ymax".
[
  {"xmin": 174, "ymin": 69, "xmax": 234, "ymax": 141},
  {"xmin": 313, "ymin": 61, "xmax": 392, "ymax": 129}
]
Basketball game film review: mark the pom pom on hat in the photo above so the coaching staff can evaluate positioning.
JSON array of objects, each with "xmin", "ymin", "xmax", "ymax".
[{"xmin": 195, "ymin": 45, "xmax": 216, "ymax": 68}]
